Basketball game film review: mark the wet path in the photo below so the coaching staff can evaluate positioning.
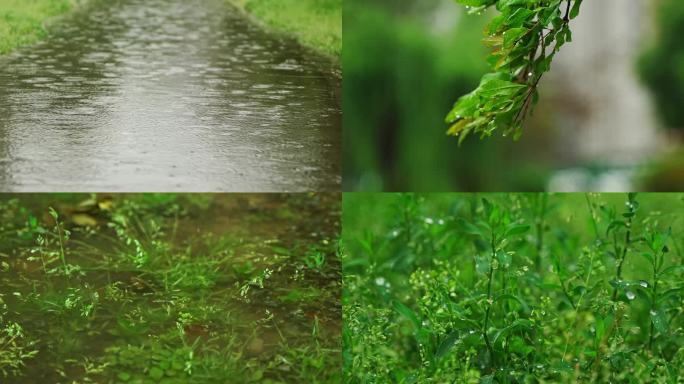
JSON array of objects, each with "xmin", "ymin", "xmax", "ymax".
[{"xmin": 0, "ymin": 0, "xmax": 340, "ymax": 192}]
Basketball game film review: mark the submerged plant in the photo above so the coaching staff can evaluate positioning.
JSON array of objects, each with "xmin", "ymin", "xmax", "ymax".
[
  {"xmin": 0, "ymin": 194, "xmax": 341, "ymax": 383},
  {"xmin": 446, "ymin": 0, "xmax": 583, "ymax": 142}
]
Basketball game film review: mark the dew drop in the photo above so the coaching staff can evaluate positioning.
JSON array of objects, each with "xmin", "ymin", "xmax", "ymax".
[
  {"xmin": 626, "ymin": 291, "xmax": 636, "ymax": 300},
  {"xmin": 639, "ymin": 281, "xmax": 648, "ymax": 288}
]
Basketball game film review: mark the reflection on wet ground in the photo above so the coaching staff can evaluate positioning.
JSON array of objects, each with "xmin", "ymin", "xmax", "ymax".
[
  {"xmin": 0, "ymin": 0, "xmax": 340, "ymax": 191},
  {"xmin": 0, "ymin": 194, "xmax": 341, "ymax": 382}
]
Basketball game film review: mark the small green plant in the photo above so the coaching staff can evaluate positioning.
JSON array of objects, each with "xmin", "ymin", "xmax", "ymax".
[
  {"xmin": 0, "ymin": 194, "xmax": 341, "ymax": 383},
  {"xmin": 446, "ymin": 0, "xmax": 583, "ymax": 142},
  {"xmin": 0, "ymin": 318, "xmax": 38, "ymax": 377},
  {"xmin": 343, "ymin": 193, "xmax": 684, "ymax": 383},
  {"xmin": 304, "ymin": 248, "xmax": 327, "ymax": 271},
  {"xmin": 48, "ymin": 207, "xmax": 69, "ymax": 277}
]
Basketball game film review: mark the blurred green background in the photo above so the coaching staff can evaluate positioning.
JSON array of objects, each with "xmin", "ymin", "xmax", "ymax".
[{"xmin": 343, "ymin": 0, "xmax": 684, "ymax": 192}]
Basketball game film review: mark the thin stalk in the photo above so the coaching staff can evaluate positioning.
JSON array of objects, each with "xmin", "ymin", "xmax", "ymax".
[
  {"xmin": 535, "ymin": 193, "xmax": 548, "ymax": 273},
  {"xmin": 584, "ymin": 194, "xmax": 600, "ymax": 241},
  {"xmin": 557, "ymin": 271, "xmax": 577, "ymax": 310},
  {"xmin": 611, "ymin": 214, "xmax": 633, "ymax": 302},
  {"xmin": 54, "ymin": 219, "xmax": 68, "ymax": 279},
  {"xmin": 482, "ymin": 234, "xmax": 497, "ymax": 365},
  {"xmin": 649, "ymin": 249, "xmax": 660, "ymax": 350},
  {"xmin": 562, "ymin": 239, "xmax": 597, "ymax": 361}
]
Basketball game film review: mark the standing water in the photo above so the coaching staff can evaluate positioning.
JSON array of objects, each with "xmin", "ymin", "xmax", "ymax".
[{"xmin": 0, "ymin": 0, "xmax": 341, "ymax": 191}]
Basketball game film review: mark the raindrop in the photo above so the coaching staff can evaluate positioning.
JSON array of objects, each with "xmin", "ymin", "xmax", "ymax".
[
  {"xmin": 639, "ymin": 281, "xmax": 648, "ymax": 288},
  {"xmin": 374, "ymin": 277, "xmax": 386, "ymax": 286},
  {"xmin": 626, "ymin": 291, "xmax": 636, "ymax": 300}
]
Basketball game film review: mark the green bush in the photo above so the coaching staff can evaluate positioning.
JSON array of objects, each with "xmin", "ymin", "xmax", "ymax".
[{"xmin": 343, "ymin": 193, "xmax": 684, "ymax": 383}]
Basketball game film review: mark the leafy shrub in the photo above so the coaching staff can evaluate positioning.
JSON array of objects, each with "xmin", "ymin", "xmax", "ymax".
[
  {"xmin": 446, "ymin": 0, "xmax": 583, "ymax": 142},
  {"xmin": 343, "ymin": 193, "xmax": 684, "ymax": 383}
]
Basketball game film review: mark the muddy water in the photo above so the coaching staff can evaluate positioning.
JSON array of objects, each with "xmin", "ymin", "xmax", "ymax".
[{"xmin": 0, "ymin": 0, "xmax": 340, "ymax": 192}]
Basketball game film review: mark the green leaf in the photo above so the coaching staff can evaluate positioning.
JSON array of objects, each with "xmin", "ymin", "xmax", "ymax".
[
  {"xmin": 393, "ymin": 300, "xmax": 421, "ymax": 330},
  {"xmin": 149, "ymin": 367, "xmax": 164, "ymax": 380},
  {"xmin": 570, "ymin": 0, "xmax": 583, "ymax": 20},
  {"xmin": 495, "ymin": 293, "xmax": 529, "ymax": 312},
  {"xmin": 492, "ymin": 318, "xmax": 532, "ymax": 345},
  {"xmin": 650, "ymin": 309, "xmax": 668, "ymax": 334},
  {"xmin": 503, "ymin": 27, "xmax": 527, "ymax": 48},
  {"xmin": 460, "ymin": 219, "xmax": 485, "ymax": 238},
  {"xmin": 435, "ymin": 330, "xmax": 467, "ymax": 359},
  {"xmin": 505, "ymin": 224, "xmax": 530, "ymax": 237}
]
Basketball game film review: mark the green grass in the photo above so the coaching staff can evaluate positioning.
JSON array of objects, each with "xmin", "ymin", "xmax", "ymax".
[
  {"xmin": 228, "ymin": 0, "xmax": 341, "ymax": 58},
  {"xmin": 0, "ymin": 0, "xmax": 81, "ymax": 54},
  {"xmin": 0, "ymin": 194, "xmax": 342, "ymax": 383},
  {"xmin": 343, "ymin": 193, "xmax": 684, "ymax": 383}
]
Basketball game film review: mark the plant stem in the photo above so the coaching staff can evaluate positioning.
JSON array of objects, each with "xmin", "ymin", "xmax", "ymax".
[
  {"xmin": 612, "ymin": 215, "xmax": 633, "ymax": 302},
  {"xmin": 55, "ymin": 219, "xmax": 68, "ymax": 278},
  {"xmin": 482, "ymin": 233, "xmax": 496, "ymax": 365},
  {"xmin": 535, "ymin": 194, "xmax": 547, "ymax": 274},
  {"xmin": 564, "ymin": 0, "xmax": 572, "ymax": 21},
  {"xmin": 584, "ymin": 194, "xmax": 600, "ymax": 241},
  {"xmin": 649, "ymin": 250, "xmax": 660, "ymax": 350},
  {"xmin": 562, "ymin": 238, "xmax": 597, "ymax": 362}
]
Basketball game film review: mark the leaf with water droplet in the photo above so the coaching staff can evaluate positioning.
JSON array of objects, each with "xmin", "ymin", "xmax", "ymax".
[{"xmin": 650, "ymin": 309, "xmax": 668, "ymax": 334}]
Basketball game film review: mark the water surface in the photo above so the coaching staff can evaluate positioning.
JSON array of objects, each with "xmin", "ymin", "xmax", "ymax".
[{"xmin": 0, "ymin": 0, "xmax": 341, "ymax": 191}]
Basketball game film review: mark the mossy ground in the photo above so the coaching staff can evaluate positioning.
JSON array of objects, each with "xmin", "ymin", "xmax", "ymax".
[{"xmin": 0, "ymin": 194, "xmax": 341, "ymax": 383}]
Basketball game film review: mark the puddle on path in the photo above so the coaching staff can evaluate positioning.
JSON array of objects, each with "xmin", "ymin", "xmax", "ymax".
[
  {"xmin": 0, "ymin": 194, "xmax": 341, "ymax": 383},
  {"xmin": 0, "ymin": 0, "xmax": 341, "ymax": 191}
]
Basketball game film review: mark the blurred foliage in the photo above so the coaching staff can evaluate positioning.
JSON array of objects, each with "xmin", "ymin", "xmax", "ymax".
[
  {"xmin": 343, "ymin": 0, "xmax": 554, "ymax": 191},
  {"xmin": 639, "ymin": 0, "xmax": 684, "ymax": 131},
  {"xmin": 640, "ymin": 150, "xmax": 684, "ymax": 191}
]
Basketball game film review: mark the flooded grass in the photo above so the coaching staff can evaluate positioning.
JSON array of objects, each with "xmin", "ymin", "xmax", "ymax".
[{"xmin": 0, "ymin": 193, "xmax": 341, "ymax": 383}]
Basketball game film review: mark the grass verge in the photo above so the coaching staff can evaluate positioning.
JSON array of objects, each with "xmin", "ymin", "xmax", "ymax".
[
  {"xmin": 0, "ymin": 0, "xmax": 83, "ymax": 54},
  {"xmin": 227, "ymin": 0, "xmax": 341, "ymax": 58}
]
